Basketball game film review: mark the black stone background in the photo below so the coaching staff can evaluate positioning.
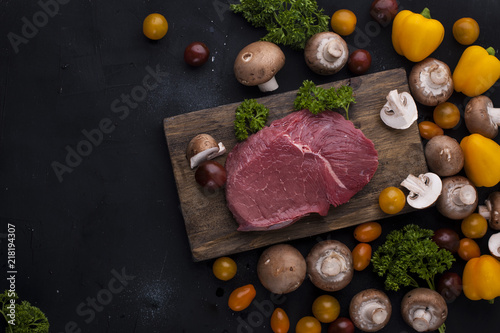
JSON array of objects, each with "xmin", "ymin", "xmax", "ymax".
[{"xmin": 0, "ymin": 0, "xmax": 499, "ymax": 332}]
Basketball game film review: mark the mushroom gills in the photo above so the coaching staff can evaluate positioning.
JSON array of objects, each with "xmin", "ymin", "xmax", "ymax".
[
  {"xmin": 317, "ymin": 250, "xmax": 348, "ymax": 280},
  {"xmin": 380, "ymin": 89, "xmax": 418, "ymax": 129},
  {"xmin": 400, "ymin": 173, "xmax": 442, "ymax": 209}
]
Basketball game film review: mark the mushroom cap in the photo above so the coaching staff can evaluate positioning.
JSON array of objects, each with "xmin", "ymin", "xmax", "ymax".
[
  {"xmin": 485, "ymin": 191, "xmax": 500, "ymax": 230},
  {"xmin": 488, "ymin": 232, "xmax": 500, "ymax": 258},
  {"xmin": 424, "ymin": 135, "xmax": 464, "ymax": 177},
  {"xmin": 186, "ymin": 134, "xmax": 218, "ymax": 160},
  {"xmin": 257, "ymin": 244, "xmax": 306, "ymax": 294},
  {"xmin": 436, "ymin": 176, "xmax": 478, "ymax": 220},
  {"xmin": 400, "ymin": 173, "xmax": 442, "ymax": 209},
  {"xmin": 306, "ymin": 240, "xmax": 353, "ymax": 292},
  {"xmin": 304, "ymin": 32, "xmax": 349, "ymax": 75},
  {"xmin": 379, "ymin": 90, "xmax": 418, "ymax": 129},
  {"xmin": 401, "ymin": 288, "xmax": 448, "ymax": 332},
  {"xmin": 234, "ymin": 41, "xmax": 285, "ymax": 86},
  {"xmin": 464, "ymin": 95, "xmax": 499, "ymax": 139},
  {"xmin": 409, "ymin": 58, "xmax": 454, "ymax": 106},
  {"xmin": 349, "ymin": 289, "xmax": 392, "ymax": 332}
]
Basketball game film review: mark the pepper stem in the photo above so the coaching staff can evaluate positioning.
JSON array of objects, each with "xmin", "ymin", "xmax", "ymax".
[
  {"xmin": 420, "ymin": 8, "xmax": 431, "ymax": 19},
  {"xmin": 486, "ymin": 47, "xmax": 496, "ymax": 56}
]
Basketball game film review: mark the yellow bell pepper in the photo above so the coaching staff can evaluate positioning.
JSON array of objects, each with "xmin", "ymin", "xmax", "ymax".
[
  {"xmin": 453, "ymin": 46, "xmax": 500, "ymax": 97},
  {"xmin": 392, "ymin": 8, "xmax": 444, "ymax": 62},
  {"xmin": 460, "ymin": 133, "xmax": 500, "ymax": 187},
  {"xmin": 463, "ymin": 255, "xmax": 500, "ymax": 301}
]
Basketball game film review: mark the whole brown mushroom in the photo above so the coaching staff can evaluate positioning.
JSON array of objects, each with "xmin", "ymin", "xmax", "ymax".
[
  {"xmin": 304, "ymin": 32, "xmax": 349, "ymax": 75},
  {"xmin": 257, "ymin": 244, "xmax": 306, "ymax": 294},
  {"xmin": 234, "ymin": 41, "xmax": 285, "ymax": 92},
  {"xmin": 464, "ymin": 95, "xmax": 500, "ymax": 138},
  {"xmin": 409, "ymin": 58, "xmax": 454, "ymax": 106},
  {"xmin": 349, "ymin": 289, "xmax": 392, "ymax": 332},
  {"xmin": 401, "ymin": 288, "xmax": 448, "ymax": 332},
  {"xmin": 478, "ymin": 191, "xmax": 500, "ymax": 230},
  {"xmin": 424, "ymin": 135, "xmax": 464, "ymax": 177},
  {"xmin": 436, "ymin": 176, "xmax": 478, "ymax": 220},
  {"xmin": 306, "ymin": 240, "xmax": 353, "ymax": 292}
]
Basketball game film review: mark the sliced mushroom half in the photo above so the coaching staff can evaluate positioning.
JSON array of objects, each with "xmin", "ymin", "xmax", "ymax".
[
  {"xmin": 488, "ymin": 232, "xmax": 500, "ymax": 259},
  {"xmin": 380, "ymin": 89, "xmax": 418, "ymax": 129},
  {"xmin": 478, "ymin": 191, "xmax": 500, "ymax": 230},
  {"xmin": 186, "ymin": 134, "xmax": 226, "ymax": 169},
  {"xmin": 400, "ymin": 172, "xmax": 442, "ymax": 209}
]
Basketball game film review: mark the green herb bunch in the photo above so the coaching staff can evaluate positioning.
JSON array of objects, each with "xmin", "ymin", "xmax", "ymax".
[
  {"xmin": 230, "ymin": 0, "xmax": 330, "ymax": 50},
  {"xmin": 372, "ymin": 224, "xmax": 455, "ymax": 292},
  {"xmin": 1, "ymin": 291, "xmax": 49, "ymax": 333},
  {"xmin": 234, "ymin": 99, "xmax": 270, "ymax": 141},
  {"xmin": 294, "ymin": 80, "xmax": 356, "ymax": 119}
]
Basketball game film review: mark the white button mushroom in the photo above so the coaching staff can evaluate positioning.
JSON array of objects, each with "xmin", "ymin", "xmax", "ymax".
[
  {"xmin": 436, "ymin": 176, "xmax": 478, "ymax": 220},
  {"xmin": 186, "ymin": 134, "xmax": 226, "ymax": 169},
  {"xmin": 401, "ymin": 288, "xmax": 448, "ymax": 332},
  {"xmin": 464, "ymin": 95, "xmax": 500, "ymax": 139},
  {"xmin": 400, "ymin": 172, "xmax": 442, "ymax": 209},
  {"xmin": 349, "ymin": 289, "xmax": 392, "ymax": 332},
  {"xmin": 304, "ymin": 32, "xmax": 349, "ymax": 75},
  {"xmin": 478, "ymin": 191, "xmax": 500, "ymax": 230},
  {"xmin": 409, "ymin": 58, "xmax": 454, "ymax": 106},
  {"xmin": 488, "ymin": 232, "xmax": 500, "ymax": 259},
  {"xmin": 234, "ymin": 41, "xmax": 285, "ymax": 92},
  {"xmin": 379, "ymin": 89, "xmax": 418, "ymax": 129}
]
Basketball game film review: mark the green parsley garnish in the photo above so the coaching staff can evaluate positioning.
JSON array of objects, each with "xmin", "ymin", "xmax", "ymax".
[
  {"xmin": 234, "ymin": 99, "xmax": 270, "ymax": 141},
  {"xmin": 294, "ymin": 80, "xmax": 356, "ymax": 119},
  {"xmin": 230, "ymin": 0, "xmax": 330, "ymax": 50}
]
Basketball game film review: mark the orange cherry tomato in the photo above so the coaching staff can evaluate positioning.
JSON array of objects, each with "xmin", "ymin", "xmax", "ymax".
[
  {"xmin": 213, "ymin": 257, "xmax": 237, "ymax": 281},
  {"xmin": 143, "ymin": 13, "xmax": 168, "ymax": 40},
  {"xmin": 312, "ymin": 295, "xmax": 340, "ymax": 323},
  {"xmin": 433, "ymin": 102, "xmax": 461, "ymax": 129},
  {"xmin": 379, "ymin": 186, "xmax": 405, "ymax": 214},
  {"xmin": 461, "ymin": 213, "xmax": 488, "ymax": 239},
  {"xmin": 453, "ymin": 17, "xmax": 480, "ymax": 45},
  {"xmin": 354, "ymin": 222, "xmax": 382, "ymax": 242},
  {"xmin": 296, "ymin": 316, "xmax": 322, "ymax": 333},
  {"xmin": 228, "ymin": 284, "xmax": 256, "ymax": 311},
  {"xmin": 418, "ymin": 121, "xmax": 444, "ymax": 140},
  {"xmin": 271, "ymin": 308, "xmax": 290, "ymax": 333},
  {"xmin": 458, "ymin": 238, "xmax": 481, "ymax": 261},
  {"xmin": 352, "ymin": 243, "xmax": 372, "ymax": 271},
  {"xmin": 331, "ymin": 9, "xmax": 357, "ymax": 36}
]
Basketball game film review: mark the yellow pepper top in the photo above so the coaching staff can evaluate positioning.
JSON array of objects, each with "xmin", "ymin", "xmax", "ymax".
[
  {"xmin": 392, "ymin": 8, "xmax": 445, "ymax": 62},
  {"xmin": 460, "ymin": 133, "xmax": 500, "ymax": 187},
  {"xmin": 463, "ymin": 255, "xmax": 500, "ymax": 301},
  {"xmin": 453, "ymin": 45, "xmax": 500, "ymax": 97}
]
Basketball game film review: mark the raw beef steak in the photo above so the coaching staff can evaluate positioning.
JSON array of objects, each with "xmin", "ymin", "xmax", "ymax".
[{"xmin": 225, "ymin": 110, "xmax": 378, "ymax": 231}]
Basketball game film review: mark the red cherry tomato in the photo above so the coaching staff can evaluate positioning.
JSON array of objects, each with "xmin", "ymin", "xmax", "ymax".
[
  {"xmin": 184, "ymin": 42, "xmax": 210, "ymax": 66},
  {"xmin": 271, "ymin": 308, "xmax": 290, "ymax": 333},
  {"xmin": 195, "ymin": 160, "xmax": 227, "ymax": 192},
  {"xmin": 352, "ymin": 243, "xmax": 372, "ymax": 271},
  {"xmin": 348, "ymin": 49, "xmax": 372, "ymax": 75},
  {"xmin": 228, "ymin": 284, "xmax": 256, "ymax": 311},
  {"xmin": 328, "ymin": 317, "xmax": 355, "ymax": 333},
  {"xmin": 354, "ymin": 222, "xmax": 382, "ymax": 242}
]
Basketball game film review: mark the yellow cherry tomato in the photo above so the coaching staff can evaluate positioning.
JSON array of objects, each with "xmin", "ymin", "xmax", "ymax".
[
  {"xmin": 352, "ymin": 243, "xmax": 372, "ymax": 271},
  {"xmin": 271, "ymin": 308, "xmax": 290, "ymax": 333},
  {"xmin": 228, "ymin": 284, "xmax": 256, "ymax": 311},
  {"xmin": 354, "ymin": 222, "xmax": 382, "ymax": 242},
  {"xmin": 296, "ymin": 316, "xmax": 322, "ymax": 333},
  {"xmin": 433, "ymin": 102, "xmax": 461, "ymax": 129},
  {"xmin": 213, "ymin": 257, "xmax": 237, "ymax": 281},
  {"xmin": 458, "ymin": 238, "xmax": 481, "ymax": 261},
  {"xmin": 461, "ymin": 213, "xmax": 488, "ymax": 239},
  {"xmin": 418, "ymin": 121, "xmax": 444, "ymax": 140},
  {"xmin": 379, "ymin": 187, "xmax": 405, "ymax": 214},
  {"xmin": 312, "ymin": 295, "xmax": 340, "ymax": 323},
  {"xmin": 331, "ymin": 9, "xmax": 357, "ymax": 36},
  {"xmin": 453, "ymin": 17, "xmax": 480, "ymax": 45},
  {"xmin": 143, "ymin": 13, "xmax": 168, "ymax": 40}
]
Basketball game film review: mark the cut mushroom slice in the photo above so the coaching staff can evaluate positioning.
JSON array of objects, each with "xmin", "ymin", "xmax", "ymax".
[
  {"xmin": 436, "ymin": 176, "xmax": 478, "ymax": 220},
  {"xmin": 400, "ymin": 173, "xmax": 442, "ymax": 209},
  {"xmin": 464, "ymin": 95, "xmax": 500, "ymax": 139},
  {"xmin": 306, "ymin": 240, "xmax": 353, "ymax": 292},
  {"xmin": 304, "ymin": 32, "xmax": 349, "ymax": 75},
  {"xmin": 478, "ymin": 191, "xmax": 500, "ymax": 230},
  {"xmin": 409, "ymin": 58, "xmax": 454, "ymax": 106},
  {"xmin": 401, "ymin": 288, "xmax": 448, "ymax": 332},
  {"xmin": 488, "ymin": 232, "xmax": 500, "ymax": 259},
  {"xmin": 349, "ymin": 289, "xmax": 392, "ymax": 332},
  {"xmin": 380, "ymin": 89, "xmax": 418, "ymax": 129},
  {"xmin": 424, "ymin": 135, "xmax": 464, "ymax": 177},
  {"xmin": 186, "ymin": 134, "xmax": 226, "ymax": 169}
]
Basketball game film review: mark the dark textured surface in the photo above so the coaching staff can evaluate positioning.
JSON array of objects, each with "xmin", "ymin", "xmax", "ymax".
[{"xmin": 0, "ymin": 0, "xmax": 499, "ymax": 332}]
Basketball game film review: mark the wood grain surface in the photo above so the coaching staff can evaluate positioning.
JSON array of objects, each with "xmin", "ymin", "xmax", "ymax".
[{"xmin": 164, "ymin": 68, "xmax": 428, "ymax": 261}]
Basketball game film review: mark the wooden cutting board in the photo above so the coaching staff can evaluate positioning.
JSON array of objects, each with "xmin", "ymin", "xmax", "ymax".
[{"xmin": 164, "ymin": 68, "xmax": 428, "ymax": 261}]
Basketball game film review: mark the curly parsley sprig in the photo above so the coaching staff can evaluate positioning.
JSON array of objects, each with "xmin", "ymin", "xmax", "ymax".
[
  {"xmin": 234, "ymin": 99, "xmax": 270, "ymax": 141},
  {"xmin": 294, "ymin": 80, "xmax": 356, "ymax": 119},
  {"xmin": 230, "ymin": 0, "xmax": 330, "ymax": 50}
]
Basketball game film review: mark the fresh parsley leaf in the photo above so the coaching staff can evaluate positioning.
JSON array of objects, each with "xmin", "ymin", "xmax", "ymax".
[
  {"xmin": 371, "ymin": 224, "xmax": 455, "ymax": 292},
  {"xmin": 294, "ymin": 80, "xmax": 356, "ymax": 118},
  {"xmin": 1, "ymin": 290, "xmax": 49, "ymax": 333},
  {"xmin": 234, "ymin": 99, "xmax": 270, "ymax": 141},
  {"xmin": 230, "ymin": 0, "xmax": 330, "ymax": 50}
]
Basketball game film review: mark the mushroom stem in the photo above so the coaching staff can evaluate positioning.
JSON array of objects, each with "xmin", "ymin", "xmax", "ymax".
[
  {"xmin": 257, "ymin": 76, "xmax": 279, "ymax": 92},
  {"xmin": 487, "ymin": 105, "xmax": 500, "ymax": 125},
  {"xmin": 362, "ymin": 302, "xmax": 388, "ymax": 324},
  {"xmin": 401, "ymin": 174, "xmax": 428, "ymax": 199},
  {"xmin": 320, "ymin": 253, "xmax": 347, "ymax": 277},
  {"xmin": 451, "ymin": 184, "xmax": 477, "ymax": 206},
  {"xmin": 189, "ymin": 142, "xmax": 226, "ymax": 169},
  {"xmin": 478, "ymin": 204, "xmax": 491, "ymax": 220},
  {"xmin": 323, "ymin": 40, "xmax": 344, "ymax": 62},
  {"xmin": 384, "ymin": 90, "xmax": 407, "ymax": 118},
  {"xmin": 427, "ymin": 64, "xmax": 448, "ymax": 87},
  {"xmin": 411, "ymin": 308, "xmax": 432, "ymax": 332}
]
